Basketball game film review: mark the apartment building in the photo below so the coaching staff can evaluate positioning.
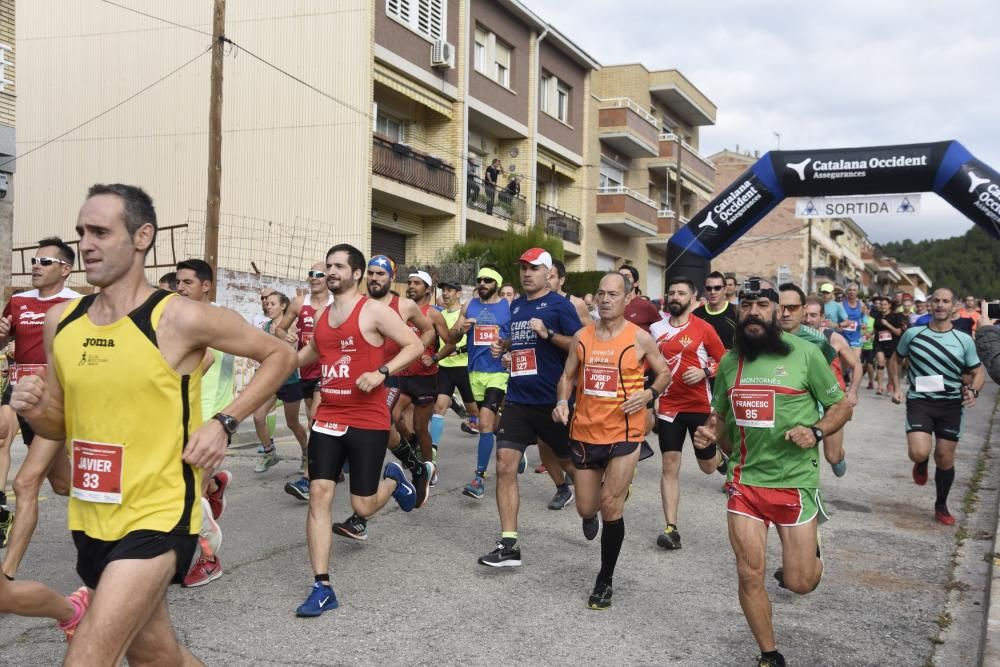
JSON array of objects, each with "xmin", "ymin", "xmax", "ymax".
[
  {"xmin": 585, "ymin": 64, "xmax": 717, "ymax": 296},
  {"xmin": 0, "ymin": 0, "xmax": 13, "ymax": 290}
]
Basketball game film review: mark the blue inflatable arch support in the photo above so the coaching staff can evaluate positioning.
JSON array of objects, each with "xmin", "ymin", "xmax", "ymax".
[{"xmin": 666, "ymin": 140, "xmax": 1000, "ymax": 286}]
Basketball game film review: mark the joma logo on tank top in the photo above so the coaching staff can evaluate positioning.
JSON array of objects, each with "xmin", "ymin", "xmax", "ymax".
[{"xmin": 82, "ymin": 337, "xmax": 115, "ymax": 348}]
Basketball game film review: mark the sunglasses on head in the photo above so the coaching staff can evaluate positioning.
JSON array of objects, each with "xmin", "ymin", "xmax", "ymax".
[
  {"xmin": 308, "ymin": 270, "xmax": 327, "ymax": 278},
  {"xmin": 32, "ymin": 257, "xmax": 69, "ymax": 267},
  {"xmin": 704, "ymin": 285, "xmax": 724, "ymax": 292}
]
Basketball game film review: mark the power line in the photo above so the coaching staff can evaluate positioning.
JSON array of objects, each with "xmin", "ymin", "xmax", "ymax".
[
  {"xmin": 0, "ymin": 45, "xmax": 212, "ymax": 171},
  {"xmin": 99, "ymin": 0, "xmax": 213, "ymax": 37}
]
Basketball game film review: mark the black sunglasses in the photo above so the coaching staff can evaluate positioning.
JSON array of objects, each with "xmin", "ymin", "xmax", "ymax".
[
  {"xmin": 477, "ymin": 277, "xmax": 496, "ymax": 284},
  {"xmin": 704, "ymin": 285, "xmax": 724, "ymax": 292},
  {"xmin": 32, "ymin": 257, "xmax": 69, "ymax": 267},
  {"xmin": 308, "ymin": 270, "xmax": 327, "ymax": 278}
]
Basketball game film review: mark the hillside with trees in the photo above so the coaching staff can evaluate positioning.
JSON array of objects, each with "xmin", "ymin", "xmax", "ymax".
[{"xmin": 879, "ymin": 226, "xmax": 1000, "ymax": 298}]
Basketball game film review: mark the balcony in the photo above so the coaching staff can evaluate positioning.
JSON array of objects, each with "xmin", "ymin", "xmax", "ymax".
[
  {"xmin": 597, "ymin": 98, "xmax": 659, "ymax": 158},
  {"xmin": 467, "ymin": 174, "xmax": 527, "ymax": 225},
  {"xmin": 372, "ymin": 135, "xmax": 456, "ymax": 200},
  {"xmin": 536, "ymin": 203, "xmax": 581, "ymax": 244},
  {"xmin": 596, "ymin": 186, "xmax": 658, "ymax": 237},
  {"xmin": 653, "ymin": 133, "xmax": 717, "ymax": 189},
  {"xmin": 656, "ymin": 208, "xmax": 689, "ymax": 235}
]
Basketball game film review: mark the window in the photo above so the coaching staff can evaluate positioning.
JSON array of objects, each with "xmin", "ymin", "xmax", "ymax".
[
  {"xmin": 387, "ymin": 0, "xmax": 446, "ymax": 41},
  {"xmin": 375, "ymin": 112, "xmax": 406, "ymax": 142},
  {"xmin": 474, "ymin": 26, "xmax": 512, "ymax": 89},
  {"xmin": 599, "ymin": 160, "xmax": 624, "ymax": 189},
  {"xmin": 0, "ymin": 44, "xmax": 11, "ymax": 93},
  {"xmin": 539, "ymin": 73, "xmax": 570, "ymax": 123}
]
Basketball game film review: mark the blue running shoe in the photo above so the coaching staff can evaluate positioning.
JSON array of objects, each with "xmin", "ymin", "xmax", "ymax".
[
  {"xmin": 831, "ymin": 457, "xmax": 847, "ymax": 478},
  {"xmin": 384, "ymin": 462, "xmax": 417, "ymax": 512},
  {"xmin": 518, "ymin": 451, "xmax": 528, "ymax": 474},
  {"xmin": 295, "ymin": 582, "xmax": 338, "ymax": 617},
  {"xmin": 284, "ymin": 477, "xmax": 310, "ymax": 501}
]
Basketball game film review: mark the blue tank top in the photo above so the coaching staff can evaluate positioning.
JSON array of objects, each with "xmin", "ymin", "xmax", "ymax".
[
  {"xmin": 842, "ymin": 300, "xmax": 863, "ymax": 345},
  {"xmin": 466, "ymin": 298, "xmax": 512, "ymax": 374},
  {"xmin": 506, "ymin": 291, "xmax": 583, "ymax": 405}
]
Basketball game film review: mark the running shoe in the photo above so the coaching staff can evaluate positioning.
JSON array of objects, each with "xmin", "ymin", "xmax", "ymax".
[
  {"xmin": 284, "ymin": 477, "xmax": 310, "ymax": 501},
  {"xmin": 587, "ymin": 580, "xmax": 613, "ymax": 610},
  {"xmin": 935, "ymin": 503, "xmax": 956, "ymax": 526},
  {"xmin": 295, "ymin": 581, "xmax": 338, "ymax": 617},
  {"xmin": 412, "ymin": 461, "xmax": 433, "ymax": 509},
  {"xmin": 582, "ymin": 515, "xmax": 599, "ymax": 541},
  {"xmin": 383, "ymin": 462, "xmax": 416, "ymax": 512},
  {"xmin": 478, "ymin": 539, "xmax": 521, "ymax": 567},
  {"xmin": 534, "ymin": 463, "xmax": 547, "ymax": 474},
  {"xmin": 332, "ymin": 513, "xmax": 369, "ymax": 541},
  {"xmin": 656, "ymin": 524, "xmax": 681, "ymax": 550},
  {"xmin": 831, "ymin": 457, "xmax": 847, "ymax": 478},
  {"xmin": 867, "ymin": 381, "xmax": 874, "ymax": 390},
  {"xmin": 460, "ymin": 419, "xmax": 479, "ymax": 435},
  {"xmin": 207, "ymin": 470, "xmax": 232, "ymax": 520},
  {"xmin": 547, "ymin": 484, "xmax": 574, "ymax": 510},
  {"xmin": 518, "ymin": 451, "xmax": 528, "ymax": 474},
  {"xmin": 254, "ymin": 449, "xmax": 279, "ymax": 473},
  {"xmin": 200, "ymin": 498, "xmax": 222, "ymax": 555},
  {"xmin": 256, "ymin": 438, "xmax": 275, "ymax": 454},
  {"xmin": 0, "ymin": 504, "xmax": 13, "ymax": 549},
  {"xmin": 716, "ymin": 453, "xmax": 729, "ymax": 476},
  {"xmin": 183, "ymin": 555, "xmax": 223, "ymax": 588},
  {"xmin": 450, "ymin": 396, "xmax": 468, "ymax": 419},
  {"xmin": 757, "ymin": 652, "xmax": 786, "ymax": 667},
  {"xmin": 912, "ymin": 460, "xmax": 929, "ymax": 486},
  {"xmin": 463, "ymin": 475, "xmax": 485, "ymax": 499},
  {"xmin": 59, "ymin": 587, "xmax": 91, "ymax": 641}
]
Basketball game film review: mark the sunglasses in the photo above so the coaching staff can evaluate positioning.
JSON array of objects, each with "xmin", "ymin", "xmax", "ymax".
[
  {"xmin": 779, "ymin": 304, "xmax": 803, "ymax": 313},
  {"xmin": 308, "ymin": 271, "xmax": 327, "ymax": 278},
  {"xmin": 704, "ymin": 285, "xmax": 724, "ymax": 292},
  {"xmin": 32, "ymin": 257, "xmax": 69, "ymax": 267},
  {"xmin": 477, "ymin": 277, "xmax": 496, "ymax": 284}
]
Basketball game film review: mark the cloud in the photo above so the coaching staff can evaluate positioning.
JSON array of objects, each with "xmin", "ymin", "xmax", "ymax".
[{"xmin": 530, "ymin": 0, "xmax": 1000, "ymax": 241}]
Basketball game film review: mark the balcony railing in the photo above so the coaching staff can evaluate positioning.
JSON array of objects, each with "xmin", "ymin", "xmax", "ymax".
[
  {"xmin": 656, "ymin": 208, "xmax": 689, "ymax": 234},
  {"xmin": 596, "ymin": 98, "xmax": 660, "ymax": 158},
  {"xmin": 372, "ymin": 135, "xmax": 456, "ymax": 199},
  {"xmin": 599, "ymin": 97, "xmax": 659, "ymax": 126},
  {"xmin": 596, "ymin": 185, "xmax": 658, "ymax": 232},
  {"xmin": 657, "ymin": 133, "xmax": 717, "ymax": 184},
  {"xmin": 467, "ymin": 174, "xmax": 527, "ymax": 224},
  {"xmin": 536, "ymin": 203, "xmax": 581, "ymax": 244}
]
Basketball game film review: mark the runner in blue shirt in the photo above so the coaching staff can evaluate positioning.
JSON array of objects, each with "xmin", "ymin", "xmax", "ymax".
[{"xmin": 478, "ymin": 248, "xmax": 583, "ymax": 568}]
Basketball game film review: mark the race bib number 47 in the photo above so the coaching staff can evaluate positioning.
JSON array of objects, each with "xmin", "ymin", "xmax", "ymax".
[
  {"xmin": 730, "ymin": 389, "xmax": 776, "ymax": 428},
  {"xmin": 583, "ymin": 365, "xmax": 619, "ymax": 398},
  {"xmin": 71, "ymin": 440, "xmax": 124, "ymax": 504}
]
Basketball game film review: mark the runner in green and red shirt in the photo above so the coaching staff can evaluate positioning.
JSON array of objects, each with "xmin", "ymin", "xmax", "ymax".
[{"xmin": 692, "ymin": 278, "xmax": 852, "ymax": 667}]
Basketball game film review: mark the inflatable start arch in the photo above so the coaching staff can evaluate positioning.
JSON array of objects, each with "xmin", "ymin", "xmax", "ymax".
[{"xmin": 666, "ymin": 140, "xmax": 1000, "ymax": 285}]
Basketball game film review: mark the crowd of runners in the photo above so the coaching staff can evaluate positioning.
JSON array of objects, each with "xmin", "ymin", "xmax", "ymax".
[{"xmin": 0, "ymin": 183, "xmax": 998, "ymax": 666}]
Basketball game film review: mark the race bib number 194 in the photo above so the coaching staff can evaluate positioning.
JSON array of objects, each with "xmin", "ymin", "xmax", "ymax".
[{"xmin": 71, "ymin": 440, "xmax": 124, "ymax": 504}]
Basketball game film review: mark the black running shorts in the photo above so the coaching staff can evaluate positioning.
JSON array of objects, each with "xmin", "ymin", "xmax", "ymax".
[
  {"xmin": 72, "ymin": 529, "xmax": 198, "ymax": 590},
  {"xmin": 1, "ymin": 384, "xmax": 36, "ymax": 446},
  {"xmin": 308, "ymin": 426, "xmax": 389, "ymax": 496},
  {"xmin": 570, "ymin": 440, "xmax": 654, "ymax": 470},
  {"xmin": 299, "ymin": 377, "xmax": 321, "ymax": 401},
  {"xmin": 496, "ymin": 402, "xmax": 570, "ymax": 458},
  {"xmin": 906, "ymin": 398, "xmax": 963, "ymax": 442},
  {"xmin": 275, "ymin": 381, "xmax": 303, "ymax": 404},
  {"xmin": 397, "ymin": 374, "xmax": 438, "ymax": 406},
  {"xmin": 436, "ymin": 365, "xmax": 475, "ymax": 404},
  {"xmin": 657, "ymin": 412, "xmax": 709, "ymax": 453}
]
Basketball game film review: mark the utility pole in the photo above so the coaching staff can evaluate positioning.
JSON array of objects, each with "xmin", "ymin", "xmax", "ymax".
[{"xmin": 204, "ymin": 0, "xmax": 226, "ymax": 300}]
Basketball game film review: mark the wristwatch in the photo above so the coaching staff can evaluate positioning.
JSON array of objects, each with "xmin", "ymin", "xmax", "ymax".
[
  {"xmin": 648, "ymin": 386, "xmax": 661, "ymax": 401},
  {"xmin": 810, "ymin": 426, "xmax": 825, "ymax": 444},
  {"xmin": 378, "ymin": 365, "xmax": 390, "ymax": 378},
  {"xmin": 545, "ymin": 327, "xmax": 556, "ymax": 340},
  {"xmin": 213, "ymin": 413, "xmax": 240, "ymax": 436}
]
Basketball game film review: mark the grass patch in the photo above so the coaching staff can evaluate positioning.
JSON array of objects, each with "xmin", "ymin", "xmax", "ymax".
[{"xmin": 936, "ymin": 611, "xmax": 953, "ymax": 629}]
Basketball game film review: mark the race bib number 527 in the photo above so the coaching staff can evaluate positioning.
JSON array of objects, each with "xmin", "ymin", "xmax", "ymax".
[{"xmin": 71, "ymin": 440, "xmax": 124, "ymax": 504}]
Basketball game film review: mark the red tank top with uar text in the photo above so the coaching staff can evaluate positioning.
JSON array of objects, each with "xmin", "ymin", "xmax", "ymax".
[
  {"xmin": 398, "ymin": 303, "xmax": 438, "ymax": 377},
  {"xmin": 313, "ymin": 296, "xmax": 389, "ymax": 430}
]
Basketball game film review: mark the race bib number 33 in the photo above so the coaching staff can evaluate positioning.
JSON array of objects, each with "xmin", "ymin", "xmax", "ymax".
[
  {"xmin": 730, "ymin": 389, "xmax": 776, "ymax": 428},
  {"xmin": 71, "ymin": 440, "xmax": 124, "ymax": 504}
]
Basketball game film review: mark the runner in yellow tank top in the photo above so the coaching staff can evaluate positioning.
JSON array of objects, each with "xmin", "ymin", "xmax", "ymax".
[
  {"xmin": 11, "ymin": 184, "xmax": 296, "ymax": 666},
  {"xmin": 554, "ymin": 272, "xmax": 670, "ymax": 610}
]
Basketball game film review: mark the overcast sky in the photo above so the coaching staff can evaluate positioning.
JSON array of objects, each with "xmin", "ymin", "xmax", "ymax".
[{"xmin": 529, "ymin": 0, "xmax": 998, "ymax": 243}]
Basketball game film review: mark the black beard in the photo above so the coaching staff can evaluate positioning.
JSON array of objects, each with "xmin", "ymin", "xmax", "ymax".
[
  {"xmin": 478, "ymin": 285, "xmax": 497, "ymax": 300},
  {"xmin": 734, "ymin": 315, "xmax": 791, "ymax": 361},
  {"xmin": 668, "ymin": 301, "xmax": 687, "ymax": 316},
  {"xmin": 367, "ymin": 281, "xmax": 390, "ymax": 299}
]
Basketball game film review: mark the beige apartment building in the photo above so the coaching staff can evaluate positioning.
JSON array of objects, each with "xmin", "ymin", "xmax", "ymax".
[
  {"xmin": 0, "ymin": 0, "xmax": 13, "ymax": 290},
  {"xmin": 12, "ymin": 1, "xmax": 714, "ymax": 296}
]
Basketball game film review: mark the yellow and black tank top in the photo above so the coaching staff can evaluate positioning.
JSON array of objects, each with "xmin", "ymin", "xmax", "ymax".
[{"xmin": 53, "ymin": 290, "xmax": 203, "ymax": 541}]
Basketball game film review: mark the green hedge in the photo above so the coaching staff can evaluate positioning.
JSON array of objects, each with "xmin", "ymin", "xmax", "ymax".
[
  {"xmin": 562, "ymin": 271, "xmax": 606, "ymax": 298},
  {"xmin": 440, "ymin": 225, "xmax": 564, "ymax": 289}
]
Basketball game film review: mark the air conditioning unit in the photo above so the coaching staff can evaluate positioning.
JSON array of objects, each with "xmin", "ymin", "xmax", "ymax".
[{"xmin": 431, "ymin": 40, "xmax": 455, "ymax": 69}]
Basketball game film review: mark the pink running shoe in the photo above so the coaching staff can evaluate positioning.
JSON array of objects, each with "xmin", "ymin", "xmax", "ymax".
[{"xmin": 59, "ymin": 587, "xmax": 91, "ymax": 641}]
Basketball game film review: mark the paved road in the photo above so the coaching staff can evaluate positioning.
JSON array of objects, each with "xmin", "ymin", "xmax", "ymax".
[{"xmin": 2, "ymin": 383, "xmax": 998, "ymax": 666}]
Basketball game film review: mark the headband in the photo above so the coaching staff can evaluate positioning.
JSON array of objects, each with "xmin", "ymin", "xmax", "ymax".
[
  {"xmin": 368, "ymin": 255, "xmax": 395, "ymax": 278},
  {"xmin": 477, "ymin": 268, "xmax": 503, "ymax": 287}
]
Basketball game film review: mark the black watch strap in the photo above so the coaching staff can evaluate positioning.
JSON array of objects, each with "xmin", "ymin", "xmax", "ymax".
[
  {"xmin": 378, "ymin": 365, "xmax": 390, "ymax": 377},
  {"xmin": 810, "ymin": 426, "xmax": 824, "ymax": 443},
  {"xmin": 649, "ymin": 386, "xmax": 660, "ymax": 401},
  {"xmin": 213, "ymin": 413, "xmax": 239, "ymax": 436}
]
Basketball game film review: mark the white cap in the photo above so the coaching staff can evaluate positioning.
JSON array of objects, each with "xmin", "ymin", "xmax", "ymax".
[{"xmin": 409, "ymin": 270, "xmax": 433, "ymax": 287}]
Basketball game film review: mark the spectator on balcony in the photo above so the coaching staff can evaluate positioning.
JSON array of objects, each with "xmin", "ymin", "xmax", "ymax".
[
  {"xmin": 485, "ymin": 159, "xmax": 502, "ymax": 215},
  {"xmin": 467, "ymin": 158, "xmax": 480, "ymax": 204},
  {"xmin": 499, "ymin": 175, "xmax": 521, "ymax": 209}
]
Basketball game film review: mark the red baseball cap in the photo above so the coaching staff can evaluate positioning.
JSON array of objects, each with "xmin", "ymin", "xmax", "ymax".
[{"xmin": 518, "ymin": 248, "xmax": 553, "ymax": 269}]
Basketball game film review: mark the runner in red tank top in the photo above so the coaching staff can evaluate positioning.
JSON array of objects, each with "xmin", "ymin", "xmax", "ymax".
[
  {"xmin": 648, "ymin": 276, "xmax": 728, "ymax": 551},
  {"xmin": 293, "ymin": 244, "xmax": 427, "ymax": 617},
  {"xmin": 0, "ymin": 237, "xmax": 81, "ymax": 577}
]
